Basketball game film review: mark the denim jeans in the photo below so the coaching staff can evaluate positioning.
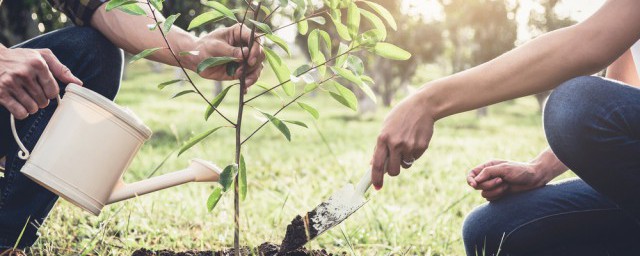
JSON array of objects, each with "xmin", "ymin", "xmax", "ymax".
[
  {"xmin": 462, "ymin": 76, "xmax": 640, "ymax": 255},
  {"xmin": 0, "ymin": 26, "xmax": 122, "ymax": 248}
]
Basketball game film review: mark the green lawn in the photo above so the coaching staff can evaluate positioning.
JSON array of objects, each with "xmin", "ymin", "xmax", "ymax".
[{"xmin": 27, "ymin": 60, "xmax": 562, "ymax": 255}]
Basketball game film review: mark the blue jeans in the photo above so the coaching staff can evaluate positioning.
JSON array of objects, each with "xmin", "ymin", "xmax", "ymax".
[
  {"xmin": 0, "ymin": 27, "xmax": 122, "ymax": 248},
  {"xmin": 462, "ymin": 76, "xmax": 640, "ymax": 255}
]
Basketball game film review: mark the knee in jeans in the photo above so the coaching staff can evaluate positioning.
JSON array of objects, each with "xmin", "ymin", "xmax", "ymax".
[{"xmin": 463, "ymin": 205, "xmax": 492, "ymax": 249}]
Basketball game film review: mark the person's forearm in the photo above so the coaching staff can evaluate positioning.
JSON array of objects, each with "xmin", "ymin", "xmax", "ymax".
[
  {"xmin": 417, "ymin": 0, "xmax": 640, "ymax": 120},
  {"xmin": 606, "ymin": 49, "xmax": 640, "ymax": 87},
  {"xmin": 530, "ymin": 148, "xmax": 569, "ymax": 183},
  {"xmin": 90, "ymin": 3, "xmax": 199, "ymax": 70}
]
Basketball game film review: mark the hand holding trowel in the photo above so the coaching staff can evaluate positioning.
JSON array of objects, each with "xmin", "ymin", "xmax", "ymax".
[{"xmin": 279, "ymin": 159, "xmax": 389, "ymax": 254}]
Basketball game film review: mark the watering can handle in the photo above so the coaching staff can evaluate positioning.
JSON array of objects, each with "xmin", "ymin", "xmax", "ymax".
[{"xmin": 10, "ymin": 95, "xmax": 62, "ymax": 160}]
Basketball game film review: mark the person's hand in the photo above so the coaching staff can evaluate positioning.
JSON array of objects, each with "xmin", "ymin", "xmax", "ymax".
[
  {"xmin": 467, "ymin": 160, "xmax": 551, "ymax": 201},
  {"xmin": 188, "ymin": 23, "xmax": 265, "ymax": 92},
  {"xmin": 0, "ymin": 47, "xmax": 82, "ymax": 119},
  {"xmin": 371, "ymin": 93, "xmax": 435, "ymax": 190}
]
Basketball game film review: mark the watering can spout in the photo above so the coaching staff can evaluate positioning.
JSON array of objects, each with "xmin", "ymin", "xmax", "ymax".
[{"xmin": 107, "ymin": 159, "xmax": 221, "ymax": 204}]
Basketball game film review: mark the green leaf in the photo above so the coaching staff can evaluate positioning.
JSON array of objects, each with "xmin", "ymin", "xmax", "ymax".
[
  {"xmin": 171, "ymin": 90, "xmax": 195, "ymax": 99},
  {"xmin": 297, "ymin": 19, "xmax": 309, "ymax": 35},
  {"xmin": 293, "ymin": 64, "xmax": 311, "ymax": 77},
  {"xmin": 239, "ymin": 155, "xmax": 247, "ymax": 201},
  {"xmin": 188, "ymin": 11, "xmax": 224, "ymax": 30},
  {"xmin": 357, "ymin": 29, "xmax": 385, "ymax": 47},
  {"xmin": 147, "ymin": 22, "xmax": 161, "ymax": 30},
  {"xmin": 105, "ymin": 0, "xmax": 137, "ymax": 11},
  {"xmin": 346, "ymin": 2, "xmax": 361, "ymax": 39},
  {"xmin": 327, "ymin": 80, "xmax": 358, "ymax": 111},
  {"xmin": 309, "ymin": 16, "xmax": 326, "ymax": 25},
  {"xmin": 179, "ymin": 50, "xmax": 200, "ymax": 56},
  {"xmin": 360, "ymin": 9, "xmax": 387, "ymax": 40},
  {"xmin": 360, "ymin": 75, "xmax": 375, "ymax": 84},
  {"xmin": 163, "ymin": 13, "xmax": 181, "ymax": 33},
  {"xmin": 330, "ymin": 10, "xmax": 351, "ymax": 41},
  {"xmin": 248, "ymin": 19, "xmax": 273, "ymax": 34},
  {"xmin": 264, "ymin": 47, "xmax": 294, "ymax": 96},
  {"xmin": 307, "ymin": 30, "xmax": 326, "ymax": 76},
  {"xmin": 284, "ymin": 120, "xmax": 308, "ymax": 128},
  {"xmin": 150, "ymin": 0, "xmax": 163, "ymax": 11},
  {"xmin": 346, "ymin": 55, "xmax": 364, "ymax": 75},
  {"xmin": 331, "ymin": 66, "xmax": 363, "ymax": 86},
  {"xmin": 266, "ymin": 34, "xmax": 291, "ymax": 56},
  {"xmin": 335, "ymin": 43, "xmax": 350, "ymax": 68},
  {"xmin": 178, "ymin": 127, "xmax": 224, "ymax": 156},
  {"xmin": 279, "ymin": 0, "xmax": 289, "ymax": 7},
  {"xmin": 329, "ymin": 0, "xmax": 339, "ymax": 8},
  {"xmin": 304, "ymin": 82, "xmax": 319, "ymax": 93},
  {"xmin": 255, "ymin": 82, "xmax": 282, "ymax": 98},
  {"xmin": 297, "ymin": 102, "xmax": 319, "ymax": 119},
  {"xmin": 261, "ymin": 112, "xmax": 291, "ymax": 141},
  {"xmin": 197, "ymin": 57, "xmax": 237, "ymax": 73},
  {"xmin": 362, "ymin": 1, "xmax": 396, "ymax": 30},
  {"xmin": 130, "ymin": 47, "xmax": 162, "ymax": 63},
  {"xmin": 205, "ymin": 85, "xmax": 233, "ymax": 121},
  {"xmin": 205, "ymin": 1, "xmax": 237, "ymax": 21},
  {"xmin": 219, "ymin": 164, "xmax": 237, "ymax": 192},
  {"xmin": 318, "ymin": 30, "xmax": 332, "ymax": 55},
  {"xmin": 226, "ymin": 62, "xmax": 239, "ymax": 76},
  {"xmin": 260, "ymin": 5, "xmax": 272, "ymax": 17},
  {"xmin": 372, "ymin": 42, "xmax": 411, "ymax": 60},
  {"xmin": 206, "ymin": 187, "xmax": 223, "ymax": 211},
  {"xmin": 158, "ymin": 79, "xmax": 183, "ymax": 90},
  {"xmin": 115, "ymin": 3, "xmax": 147, "ymax": 15}
]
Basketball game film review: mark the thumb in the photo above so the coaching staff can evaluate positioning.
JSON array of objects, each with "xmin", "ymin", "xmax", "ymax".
[
  {"xmin": 475, "ymin": 165, "xmax": 506, "ymax": 184},
  {"xmin": 39, "ymin": 50, "xmax": 83, "ymax": 86},
  {"xmin": 220, "ymin": 43, "xmax": 248, "ymax": 62}
]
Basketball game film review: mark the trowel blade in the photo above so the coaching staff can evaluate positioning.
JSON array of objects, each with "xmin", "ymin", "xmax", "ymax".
[{"xmin": 279, "ymin": 183, "xmax": 368, "ymax": 254}]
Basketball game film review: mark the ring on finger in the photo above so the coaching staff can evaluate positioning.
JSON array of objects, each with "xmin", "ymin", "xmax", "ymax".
[{"xmin": 402, "ymin": 157, "xmax": 416, "ymax": 166}]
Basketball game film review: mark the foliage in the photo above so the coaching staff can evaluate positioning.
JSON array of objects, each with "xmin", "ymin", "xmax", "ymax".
[{"xmin": 106, "ymin": 0, "xmax": 410, "ymax": 252}]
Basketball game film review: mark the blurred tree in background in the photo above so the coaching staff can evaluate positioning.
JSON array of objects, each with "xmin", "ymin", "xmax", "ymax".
[{"xmin": 0, "ymin": 0, "xmax": 578, "ymax": 111}]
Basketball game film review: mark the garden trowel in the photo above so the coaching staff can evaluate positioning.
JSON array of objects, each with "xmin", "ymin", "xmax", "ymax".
[{"xmin": 279, "ymin": 168, "xmax": 377, "ymax": 253}]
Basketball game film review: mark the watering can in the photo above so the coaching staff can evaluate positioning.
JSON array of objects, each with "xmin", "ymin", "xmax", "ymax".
[{"xmin": 9, "ymin": 84, "xmax": 221, "ymax": 216}]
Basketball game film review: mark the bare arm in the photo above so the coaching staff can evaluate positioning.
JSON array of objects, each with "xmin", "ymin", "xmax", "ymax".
[
  {"xmin": 606, "ymin": 49, "xmax": 640, "ymax": 87},
  {"xmin": 371, "ymin": 0, "xmax": 640, "ymax": 189},
  {"xmin": 90, "ymin": 4, "xmax": 265, "ymax": 86}
]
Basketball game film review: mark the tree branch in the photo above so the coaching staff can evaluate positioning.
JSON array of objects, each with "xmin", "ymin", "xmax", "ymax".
[
  {"xmin": 243, "ymin": 47, "xmax": 357, "ymax": 104},
  {"xmin": 241, "ymin": 75, "xmax": 335, "ymax": 145}
]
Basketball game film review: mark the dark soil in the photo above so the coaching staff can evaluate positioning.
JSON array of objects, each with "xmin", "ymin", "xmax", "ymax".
[{"xmin": 131, "ymin": 242, "xmax": 343, "ymax": 256}]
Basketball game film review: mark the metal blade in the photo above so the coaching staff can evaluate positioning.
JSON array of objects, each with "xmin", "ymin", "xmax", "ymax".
[{"xmin": 280, "ymin": 183, "xmax": 368, "ymax": 254}]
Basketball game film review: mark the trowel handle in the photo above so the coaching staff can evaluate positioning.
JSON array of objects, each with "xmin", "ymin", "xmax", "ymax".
[
  {"xmin": 355, "ymin": 169, "xmax": 373, "ymax": 194},
  {"xmin": 355, "ymin": 158, "xmax": 388, "ymax": 195}
]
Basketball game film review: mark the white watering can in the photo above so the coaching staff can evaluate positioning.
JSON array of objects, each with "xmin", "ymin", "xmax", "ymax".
[{"xmin": 9, "ymin": 84, "xmax": 221, "ymax": 216}]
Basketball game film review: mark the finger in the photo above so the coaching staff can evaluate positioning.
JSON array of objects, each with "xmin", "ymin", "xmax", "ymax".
[
  {"xmin": 248, "ymin": 41, "xmax": 263, "ymax": 66},
  {"xmin": 39, "ymin": 49, "xmax": 82, "ymax": 85},
  {"xmin": 467, "ymin": 173, "xmax": 478, "ymax": 188},
  {"xmin": 474, "ymin": 165, "xmax": 507, "ymax": 184},
  {"xmin": 11, "ymin": 86, "xmax": 38, "ymax": 115},
  {"xmin": 387, "ymin": 146, "xmax": 402, "ymax": 177},
  {"xmin": 400, "ymin": 152, "xmax": 413, "ymax": 169},
  {"xmin": 21, "ymin": 76, "xmax": 48, "ymax": 108},
  {"xmin": 233, "ymin": 24, "xmax": 252, "ymax": 45},
  {"xmin": 470, "ymin": 159, "xmax": 507, "ymax": 178},
  {"xmin": 0, "ymin": 97, "xmax": 28, "ymax": 120},
  {"xmin": 482, "ymin": 184, "xmax": 510, "ymax": 201},
  {"xmin": 476, "ymin": 177, "xmax": 503, "ymax": 191},
  {"xmin": 371, "ymin": 140, "xmax": 388, "ymax": 190}
]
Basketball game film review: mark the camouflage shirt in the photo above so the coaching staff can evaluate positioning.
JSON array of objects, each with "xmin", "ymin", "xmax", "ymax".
[{"xmin": 45, "ymin": 0, "xmax": 108, "ymax": 26}]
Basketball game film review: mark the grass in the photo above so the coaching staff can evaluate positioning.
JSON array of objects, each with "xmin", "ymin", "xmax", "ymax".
[{"xmin": 26, "ymin": 59, "xmax": 567, "ymax": 255}]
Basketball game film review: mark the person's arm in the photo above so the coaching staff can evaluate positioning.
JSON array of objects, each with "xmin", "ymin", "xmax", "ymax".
[
  {"xmin": 466, "ymin": 149, "xmax": 568, "ymax": 201},
  {"xmin": 371, "ymin": 0, "xmax": 640, "ymax": 189},
  {"xmin": 90, "ymin": 3, "xmax": 265, "ymax": 87},
  {"xmin": 606, "ymin": 49, "xmax": 640, "ymax": 87}
]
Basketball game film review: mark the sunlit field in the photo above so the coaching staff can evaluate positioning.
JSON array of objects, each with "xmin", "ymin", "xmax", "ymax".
[{"xmin": 20, "ymin": 59, "xmax": 573, "ymax": 255}]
